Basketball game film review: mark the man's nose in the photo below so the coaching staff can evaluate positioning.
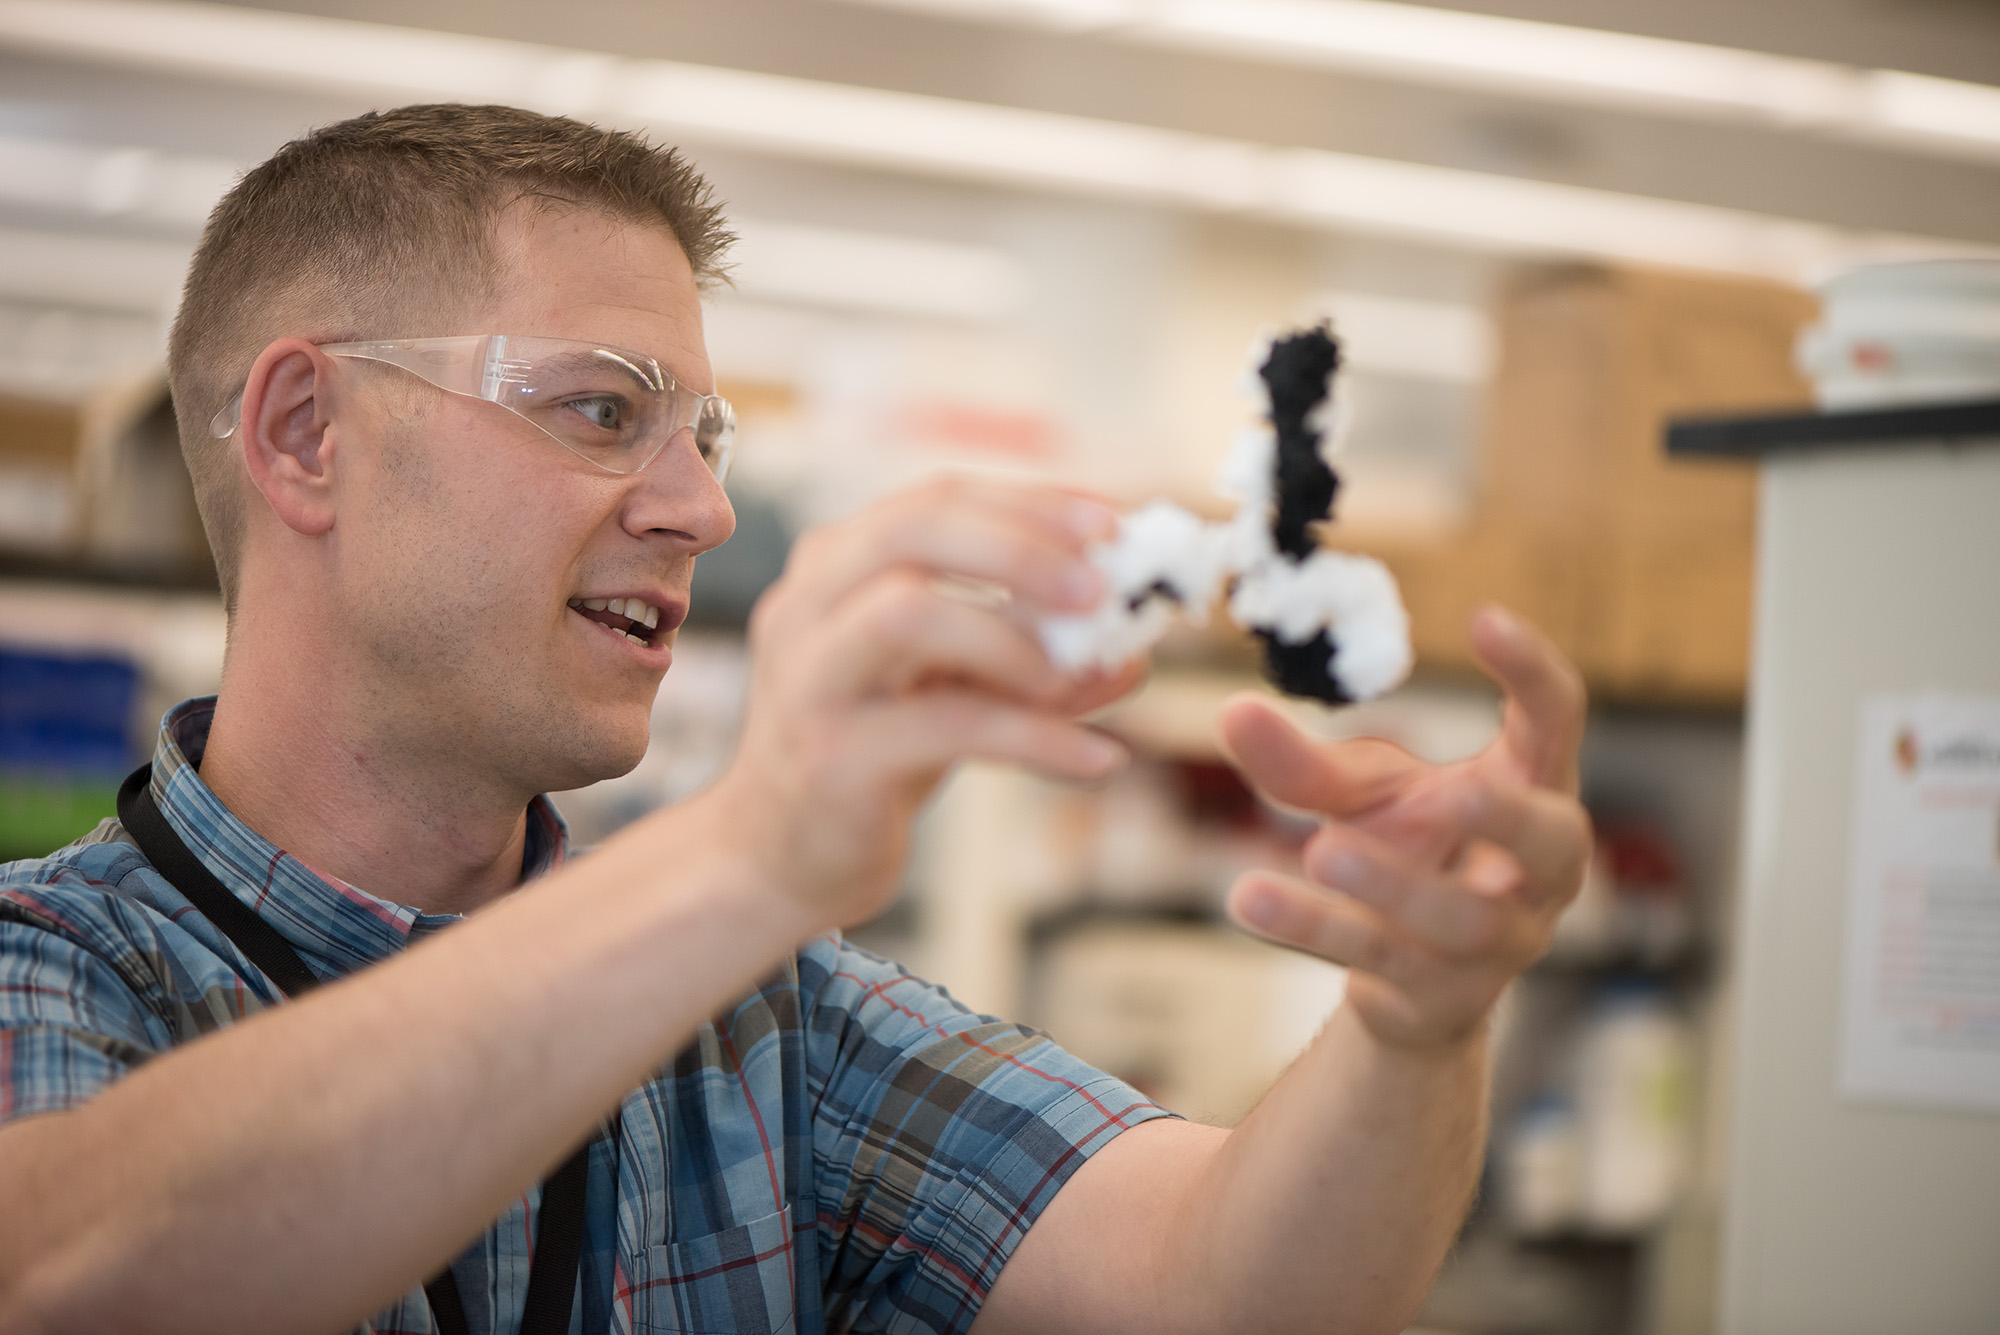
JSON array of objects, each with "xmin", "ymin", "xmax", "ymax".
[{"xmin": 622, "ymin": 429, "xmax": 736, "ymax": 553}]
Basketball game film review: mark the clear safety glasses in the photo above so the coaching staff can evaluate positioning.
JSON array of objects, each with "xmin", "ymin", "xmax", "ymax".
[{"xmin": 210, "ymin": 334, "xmax": 737, "ymax": 482}]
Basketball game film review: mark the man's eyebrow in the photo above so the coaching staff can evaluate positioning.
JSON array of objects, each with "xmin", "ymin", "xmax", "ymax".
[
  {"xmin": 595, "ymin": 348, "xmax": 665, "ymax": 386},
  {"xmin": 532, "ymin": 347, "xmax": 662, "ymax": 388}
]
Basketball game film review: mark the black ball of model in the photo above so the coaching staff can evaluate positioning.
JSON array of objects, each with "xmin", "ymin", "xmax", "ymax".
[{"xmin": 1249, "ymin": 323, "xmax": 1352, "ymax": 705}]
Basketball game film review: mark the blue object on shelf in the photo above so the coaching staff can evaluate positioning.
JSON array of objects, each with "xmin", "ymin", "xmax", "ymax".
[{"xmin": 0, "ymin": 644, "xmax": 142, "ymax": 776}]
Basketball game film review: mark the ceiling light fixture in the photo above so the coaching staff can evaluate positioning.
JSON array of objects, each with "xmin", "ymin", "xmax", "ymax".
[
  {"xmin": 728, "ymin": 219, "xmax": 1030, "ymax": 322},
  {"xmin": 0, "ymin": 0, "xmax": 1982, "ymax": 285},
  {"xmin": 847, "ymin": 0, "xmax": 2000, "ymax": 163},
  {"xmin": 0, "ymin": 135, "xmax": 238, "ymax": 227}
]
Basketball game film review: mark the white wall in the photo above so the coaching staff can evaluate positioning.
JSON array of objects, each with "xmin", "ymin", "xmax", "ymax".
[{"xmin": 1721, "ymin": 440, "xmax": 2000, "ymax": 1334}]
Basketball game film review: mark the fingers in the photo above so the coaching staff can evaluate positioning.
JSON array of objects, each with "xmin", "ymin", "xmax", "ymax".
[
  {"xmin": 858, "ymin": 690, "xmax": 1130, "ymax": 783},
  {"xmin": 1224, "ymin": 875, "xmax": 1496, "ymax": 1055},
  {"xmin": 1046, "ymin": 658, "xmax": 1149, "ymax": 718},
  {"xmin": 1441, "ymin": 777, "xmax": 1592, "ymax": 911},
  {"xmin": 1230, "ymin": 865, "xmax": 1519, "ymax": 1051},
  {"xmin": 1300, "ymin": 824, "xmax": 1544, "ymax": 964},
  {"xmin": 1344, "ymin": 769, "xmax": 1592, "ymax": 909},
  {"xmin": 1227, "ymin": 863, "xmax": 1527, "ymax": 1015},
  {"xmin": 1227, "ymin": 841, "xmax": 1542, "ymax": 1023},
  {"xmin": 1227, "ymin": 871, "xmax": 1407, "ymax": 980},
  {"xmin": 778, "ymin": 476, "xmax": 1117, "ymax": 617},
  {"xmin": 805, "ymin": 570, "xmax": 1066, "ymax": 704},
  {"xmin": 1217, "ymin": 693, "xmax": 1423, "ymax": 818},
  {"xmin": 1469, "ymin": 605, "xmax": 1587, "ymax": 792}
]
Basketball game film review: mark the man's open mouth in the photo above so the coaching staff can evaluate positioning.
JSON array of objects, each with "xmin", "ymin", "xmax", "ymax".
[{"xmin": 568, "ymin": 596, "xmax": 666, "ymax": 647}]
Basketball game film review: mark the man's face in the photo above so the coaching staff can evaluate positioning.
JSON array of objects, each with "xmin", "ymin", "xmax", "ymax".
[{"xmin": 328, "ymin": 204, "xmax": 735, "ymax": 798}]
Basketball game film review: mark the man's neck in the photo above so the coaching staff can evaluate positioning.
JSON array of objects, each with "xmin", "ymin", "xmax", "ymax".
[{"xmin": 197, "ymin": 656, "xmax": 535, "ymax": 919}]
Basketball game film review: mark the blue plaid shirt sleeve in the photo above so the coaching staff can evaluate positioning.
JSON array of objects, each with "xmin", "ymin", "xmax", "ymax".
[
  {"xmin": 799, "ymin": 937, "xmax": 1175, "ymax": 1335},
  {"xmin": 3, "ymin": 753, "xmax": 1177, "ymax": 1335},
  {"xmin": 0, "ymin": 865, "xmax": 180, "ymax": 1122}
]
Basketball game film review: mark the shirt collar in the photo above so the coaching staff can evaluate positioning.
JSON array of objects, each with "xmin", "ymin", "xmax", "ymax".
[{"xmin": 148, "ymin": 697, "xmax": 570, "ymax": 981}]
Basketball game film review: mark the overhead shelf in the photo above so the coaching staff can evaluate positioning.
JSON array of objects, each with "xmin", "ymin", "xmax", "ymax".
[{"xmin": 1667, "ymin": 396, "xmax": 2000, "ymax": 458}]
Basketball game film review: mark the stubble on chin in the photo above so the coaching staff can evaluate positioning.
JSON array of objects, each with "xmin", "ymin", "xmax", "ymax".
[
  {"xmin": 529, "ymin": 696, "xmax": 655, "ymax": 792},
  {"xmin": 353, "ymin": 581, "xmax": 656, "ymax": 801}
]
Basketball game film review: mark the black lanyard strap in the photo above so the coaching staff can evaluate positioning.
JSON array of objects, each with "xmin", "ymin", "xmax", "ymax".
[
  {"xmin": 116, "ymin": 764, "xmax": 591, "ymax": 1335},
  {"xmin": 117, "ymin": 765, "xmax": 321, "ymax": 998}
]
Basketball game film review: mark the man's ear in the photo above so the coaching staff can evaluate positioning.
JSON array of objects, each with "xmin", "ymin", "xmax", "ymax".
[{"xmin": 238, "ymin": 337, "xmax": 341, "ymax": 537}]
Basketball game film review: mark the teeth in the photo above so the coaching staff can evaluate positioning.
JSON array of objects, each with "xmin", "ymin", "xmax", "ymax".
[
  {"xmin": 574, "ymin": 596, "xmax": 663, "ymax": 631},
  {"xmin": 625, "ymin": 630, "xmax": 647, "ymax": 644}
]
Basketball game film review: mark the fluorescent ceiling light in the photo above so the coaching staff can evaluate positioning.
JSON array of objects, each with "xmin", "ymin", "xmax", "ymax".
[
  {"xmin": 0, "ymin": 0, "xmax": 556, "ymax": 104},
  {"xmin": 1865, "ymin": 71, "xmax": 2000, "ymax": 158},
  {"xmin": 0, "ymin": 135, "xmax": 238, "ymax": 227},
  {"xmin": 729, "ymin": 219, "xmax": 1028, "ymax": 322},
  {"xmin": 0, "ymin": 209, "xmax": 1027, "ymax": 330},
  {"xmin": 847, "ymin": 0, "xmax": 2000, "ymax": 164},
  {"xmin": 906, "ymin": 0, "xmax": 1140, "ymax": 30},
  {"xmin": 0, "ymin": 0, "xmax": 1983, "ymax": 285}
]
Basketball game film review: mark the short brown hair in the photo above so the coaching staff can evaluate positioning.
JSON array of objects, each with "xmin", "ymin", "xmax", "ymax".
[{"xmin": 167, "ymin": 103, "xmax": 734, "ymax": 609}]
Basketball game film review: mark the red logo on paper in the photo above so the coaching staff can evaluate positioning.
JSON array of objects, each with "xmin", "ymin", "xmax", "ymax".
[{"xmin": 1894, "ymin": 727, "xmax": 1920, "ymax": 774}]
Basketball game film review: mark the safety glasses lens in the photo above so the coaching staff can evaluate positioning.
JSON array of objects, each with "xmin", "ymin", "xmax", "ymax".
[
  {"xmin": 229, "ymin": 337, "xmax": 737, "ymax": 480},
  {"xmin": 502, "ymin": 349, "xmax": 729, "ymax": 480}
]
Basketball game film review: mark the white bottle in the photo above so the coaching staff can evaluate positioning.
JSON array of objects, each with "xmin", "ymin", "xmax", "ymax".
[
  {"xmin": 1502, "ymin": 1093, "xmax": 1584, "ymax": 1236},
  {"xmin": 1575, "ymin": 982, "xmax": 1694, "ymax": 1234}
]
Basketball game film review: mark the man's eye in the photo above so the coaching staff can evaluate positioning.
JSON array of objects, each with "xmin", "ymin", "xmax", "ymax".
[{"xmin": 567, "ymin": 395, "xmax": 629, "ymax": 430}]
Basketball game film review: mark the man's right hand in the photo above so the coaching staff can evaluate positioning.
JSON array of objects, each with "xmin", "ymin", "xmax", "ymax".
[{"xmin": 695, "ymin": 476, "xmax": 1139, "ymax": 933}]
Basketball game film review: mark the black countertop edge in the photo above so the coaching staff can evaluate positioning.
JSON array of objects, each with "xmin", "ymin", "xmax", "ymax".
[{"xmin": 1667, "ymin": 397, "xmax": 2000, "ymax": 458}]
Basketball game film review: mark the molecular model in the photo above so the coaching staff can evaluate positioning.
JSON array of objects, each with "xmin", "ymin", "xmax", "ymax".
[{"xmin": 1039, "ymin": 322, "xmax": 1411, "ymax": 704}]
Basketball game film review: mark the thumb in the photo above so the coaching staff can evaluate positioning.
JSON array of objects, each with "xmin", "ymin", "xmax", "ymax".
[{"xmin": 1469, "ymin": 605, "xmax": 1587, "ymax": 793}]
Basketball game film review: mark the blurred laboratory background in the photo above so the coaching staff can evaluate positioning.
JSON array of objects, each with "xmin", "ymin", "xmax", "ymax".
[{"xmin": 4, "ymin": 2, "xmax": 2000, "ymax": 1333}]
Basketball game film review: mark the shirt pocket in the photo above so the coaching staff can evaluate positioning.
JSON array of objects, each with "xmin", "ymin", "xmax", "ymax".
[{"xmin": 630, "ymin": 1204, "xmax": 797, "ymax": 1335}]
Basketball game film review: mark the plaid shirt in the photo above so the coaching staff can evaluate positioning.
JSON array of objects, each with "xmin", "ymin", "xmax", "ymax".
[{"xmin": 0, "ymin": 699, "xmax": 1171, "ymax": 1335}]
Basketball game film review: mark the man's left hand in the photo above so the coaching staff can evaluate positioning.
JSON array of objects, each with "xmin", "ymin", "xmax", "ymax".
[{"xmin": 1219, "ymin": 605, "xmax": 1592, "ymax": 1052}]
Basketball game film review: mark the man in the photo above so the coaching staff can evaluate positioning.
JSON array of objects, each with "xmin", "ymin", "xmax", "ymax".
[{"xmin": 0, "ymin": 105, "xmax": 1589, "ymax": 1334}]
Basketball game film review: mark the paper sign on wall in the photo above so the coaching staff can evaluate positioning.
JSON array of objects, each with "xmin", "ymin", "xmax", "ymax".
[{"xmin": 1840, "ymin": 694, "xmax": 2000, "ymax": 1113}]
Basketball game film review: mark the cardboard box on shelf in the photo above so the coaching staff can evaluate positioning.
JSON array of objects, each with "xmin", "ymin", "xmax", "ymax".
[
  {"xmin": 0, "ymin": 391, "xmax": 87, "ymax": 554},
  {"xmin": 0, "ymin": 374, "xmax": 213, "ymax": 583},
  {"xmin": 1350, "ymin": 264, "xmax": 1816, "ymax": 706}
]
